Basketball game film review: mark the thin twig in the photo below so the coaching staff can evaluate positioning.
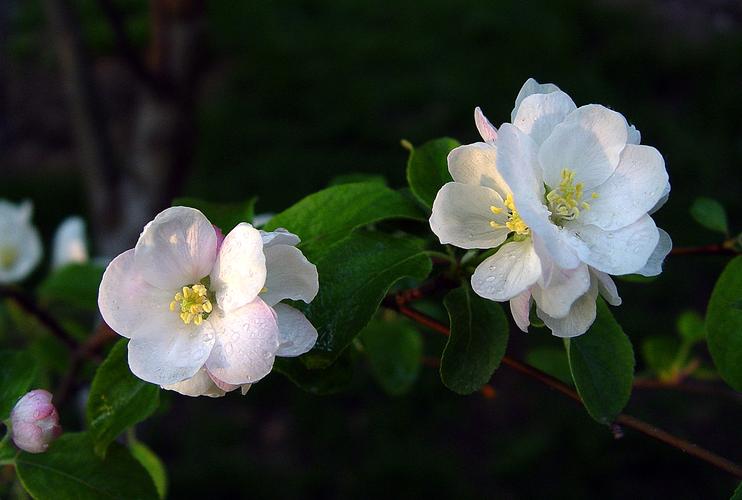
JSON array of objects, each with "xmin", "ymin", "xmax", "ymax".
[
  {"xmin": 389, "ymin": 302, "xmax": 742, "ymax": 479},
  {"xmin": 670, "ymin": 241, "xmax": 738, "ymax": 256},
  {"xmin": 0, "ymin": 288, "xmax": 78, "ymax": 350}
]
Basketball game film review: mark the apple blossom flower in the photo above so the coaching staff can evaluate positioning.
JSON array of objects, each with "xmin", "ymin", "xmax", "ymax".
[
  {"xmin": 0, "ymin": 200, "xmax": 42, "ymax": 284},
  {"xmin": 163, "ymin": 227, "xmax": 319, "ymax": 397},
  {"xmin": 10, "ymin": 389, "xmax": 62, "ymax": 454},
  {"xmin": 430, "ymin": 79, "xmax": 671, "ymax": 337},
  {"xmin": 52, "ymin": 216, "xmax": 89, "ymax": 270}
]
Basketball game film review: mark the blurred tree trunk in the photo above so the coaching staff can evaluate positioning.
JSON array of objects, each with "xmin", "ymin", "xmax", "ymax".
[{"xmin": 43, "ymin": 0, "xmax": 206, "ymax": 258}]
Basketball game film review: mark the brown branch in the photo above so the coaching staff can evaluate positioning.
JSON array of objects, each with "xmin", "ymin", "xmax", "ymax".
[
  {"xmin": 670, "ymin": 240, "xmax": 738, "ymax": 256},
  {"xmin": 0, "ymin": 288, "xmax": 78, "ymax": 350},
  {"xmin": 389, "ymin": 302, "xmax": 742, "ymax": 479}
]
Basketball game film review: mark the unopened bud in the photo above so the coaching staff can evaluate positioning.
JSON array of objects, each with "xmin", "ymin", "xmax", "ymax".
[{"xmin": 11, "ymin": 389, "xmax": 62, "ymax": 454}]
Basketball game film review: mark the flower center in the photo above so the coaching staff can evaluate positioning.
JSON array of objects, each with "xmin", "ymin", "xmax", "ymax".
[
  {"xmin": 170, "ymin": 283, "xmax": 213, "ymax": 325},
  {"xmin": 489, "ymin": 193, "xmax": 530, "ymax": 237},
  {"xmin": 545, "ymin": 168, "xmax": 598, "ymax": 224},
  {"xmin": 0, "ymin": 246, "xmax": 18, "ymax": 270}
]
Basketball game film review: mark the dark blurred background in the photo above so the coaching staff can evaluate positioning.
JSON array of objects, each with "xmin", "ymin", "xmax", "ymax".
[{"xmin": 1, "ymin": 0, "xmax": 741, "ymax": 498}]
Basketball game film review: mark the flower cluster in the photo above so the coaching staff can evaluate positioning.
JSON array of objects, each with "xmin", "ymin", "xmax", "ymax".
[
  {"xmin": 98, "ymin": 207, "xmax": 319, "ymax": 397},
  {"xmin": 430, "ymin": 79, "xmax": 671, "ymax": 337}
]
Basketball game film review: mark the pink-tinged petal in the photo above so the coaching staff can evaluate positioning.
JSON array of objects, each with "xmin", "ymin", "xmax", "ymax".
[
  {"xmin": 211, "ymin": 223, "xmax": 266, "ymax": 313},
  {"xmin": 636, "ymin": 228, "xmax": 672, "ymax": 277},
  {"xmin": 497, "ymin": 124, "xmax": 583, "ymax": 270},
  {"xmin": 213, "ymin": 225, "xmax": 225, "ymax": 253},
  {"xmin": 162, "ymin": 368, "xmax": 226, "ymax": 398},
  {"xmin": 11, "ymin": 389, "xmax": 61, "ymax": 453},
  {"xmin": 539, "ymin": 104, "xmax": 629, "ymax": 190},
  {"xmin": 531, "ymin": 264, "xmax": 590, "ymax": 319},
  {"xmin": 571, "ymin": 215, "xmax": 659, "ymax": 276},
  {"xmin": 447, "ymin": 143, "xmax": 510, "ymax": 197},
  {"xmin": 592, "ymin": 269, "xmax": 622, "ymax": 306},
  {"xmin": 134, "ymin": 207, "xmax": 217, "ymax": 289},
  {"xmin": 511, "ymin": 78, "xmax": 563, "ymax": 121},
  {"xmin": 537, "ymin": 278, "xmax": 599, "ymax": 338},
  {"xmin": 261, "ymin": 228, "xmax": 301, "ymax": 248},
  {"xmin": 127, "ymin": 314, "xmax": 215, "ymax": 386},
  {"xmin": 430, "ymin": 182, "xmax": 510, "ymax": 250},
  {"xmin": 474, "ymin": 107, "xmax": 498, "ymax": 142},
  {"xmin": 98, "ymin": 249, "xmax": 174, "ymax": 339},
  {"xmin": 582, "ymin": 144, "xmax": 669, "ymax": 230},
  {"xmin": 471, "ymin": 239, "xmax": 541, "ymax": 301},
  {"xmin": 206, "ymin": 298, "xmax": 280, "ymax": 385},
  {"xmin": 207, "ymin": 370, "xmax": 241, "ymax": 392},
  {"xmin": 509, "ymin": 291, "xmax": 532, "ymax": 333},
  {"xmin": 274, "ymin": 304, "xmax": 318, "ymax": 357},
  {"xmin": 512, "ymin": 91, "xmax": 577, "ymax": 146},
  {"xmin": 261, "ymin": 245, "xmax": 318, "ymax": 307}
]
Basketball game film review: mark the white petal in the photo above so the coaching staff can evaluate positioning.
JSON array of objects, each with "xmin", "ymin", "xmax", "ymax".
[
  {"xmin": 206, "ymin": 298, "xmax": 280, "ymax": 385},
  {"xmin": 592, "ymin": 269, "xmax": 622, "ymax": 306},
  {"xmin": 261, "ymin": 245, "xmax": 319, "ymax": 306},
  {"xmin": 162, "ymin": 368, "xmax": 226, "ymax": 398},
  {"xmin": 134, "ymin": 207, "xmax": 217, "ymax": 289},
  {"xmin": 474, "ymin": 107, "xmax": 498, "ymax": 142},
  {"xmin": 252, "ymin": 213, "xmax": 275, "ymax": 228},
  {"xmin": 429, "ymin": 182, "xmax": 510, "ymax": 250},
  {"xmin": 627, "ymin": 124, "xmax": 641, "ymax": 145},
  {"xmin": 537, "ymin": 278, "xmax": 599, "ymax": 338},
  {"xmin": 648, "ymin": 182, "xmax": 671, "ymax": 215},
  {"xmin": 531, "ymin": 264, "xmax": 590, "ymax": 318},
  {"xmin": 274, "ymin": 303, "xmax": 318, "ymax": 357},
  {"xmin": 571, "ymin": 215, "xmax": 659, "ymax": 275},
  {"xmin": 581, "ymin": 145, "xmax": 669, "ymax": 230},
  {"xmin": 509, "ymin": 291, "xmax": 532, "ymax": 333},
  {"xmin": 447, "ymin": 143, "xmax": 510, "ymax": 196},
  {"xmin": 0, "ymin": 223, "xmax": 42, "ymax": 284},
  {"xmin": 471, "ymin": 239, "xmax": 541, "ymax": 301},
  {"xmin": 496, "ymin": 124, "xmax": 583, "ymax": 270},
  {"xmin": 538, "ymin": 104, "xmax": 629, "ymax": 190},
  {"xmin": 128, "ymin": 315, "xmax": 216, "ymax": 386},
  {"xmin": 52, "ymin": 216, "xmax": 89, "ymax": 269},
  {"xmin": 211, "ymin": 223, "xmax": 266, "ymax": 313},
  {"xmin": 511, "ymin": 78, "xmax": 563, "ymax": 121},
  {"xmin": 512, "ymin": 91, "xmax": 577, "ymax": 145},
  {"xmin": 261, "ymin": 228, "xmax": 301, "ymax": 248},
  {"xmin": 98, "ymin": 249, "xmax": 174, "ymax": 339},
  {"xmin": 636, "ymin": 228, "xmax": 672, "ymax": 277}
]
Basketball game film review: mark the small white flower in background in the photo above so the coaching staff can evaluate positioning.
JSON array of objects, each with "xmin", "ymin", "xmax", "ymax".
[
  {"xmin": 430, "ymin": 78, "xmax": 671, "ymax": 337},
  {"xmin": 52, "ymin": 216, "xmax": 89, "ymax": 270},
  {"xmin": 11, "ymin": 389, "xmax": 62, "ymax": 454},
  {"xmin": 98, "ymin": 206, "xmax": 319, "ymax": 397},
  {"xmin": 0, "ymin": 200, "xmax": 42, "ymax": 284}
]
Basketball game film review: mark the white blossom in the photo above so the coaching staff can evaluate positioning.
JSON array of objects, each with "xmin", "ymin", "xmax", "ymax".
[
  {"xmin": 430, "ymin": 79, "xmax": 671, "ymax": 337},
  {"xmin": 52, "ymin": 216, "xmax": 89, "ymax": 270},
  {"xmin": 11, "ymin": 389, "xmax": 62, "ymax": 454},
  {"xmin": 0, "ymin": 200, "xmax": 42, "ymax": 284}
]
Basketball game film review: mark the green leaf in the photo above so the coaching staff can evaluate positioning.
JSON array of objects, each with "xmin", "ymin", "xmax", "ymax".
[
  {"xmin": 441, "ymin": 285, "xmax": 509, "ymax": 395},
  {"xmin": 130, "ymin": 440, "xmax": 168, "ymax": 499},
  {"xmin": 360, "ymin": 314, "xmax": 423, "ymax": 396},
  {"xmin": 263, "ymin": 182, "xmax": 426, "ymax": 260},
  {"xmin": 641, "ymin": 335, "xmax": 680, "ymax": 375},
  {"xmin": 0, "ymin": 434, "xmax": 16, "ymax": 466},
  {"xmin": 275, "ymin": 351, "xmax": 356, "ymax": 395},
  {"xmin": 731, "ymin": 481, "xmax": 742, "ymax": 500},
  {"xmin": 301, "ymin": 231, "xmax": 432, "ymax": 368},
  {"xmin": 405, "ymin": 137, "xmax": 459, "ymax": 208},
  {"xmin": 0, "ymin": 350, "xmax": 37, "ymax": 421},
  {"xmin": 87, "ymin": 340, "xmax": 160, "ymax": 458},
  {"xmin": 15, "ymin": 432, "xmax": 159, "ymax": 500},
  {"xmin": 565, "ymin": 300, "xmax": 635, "ymax": 424},
  {"xmin": 690, "ymin": 197, "xmax": 729, "ymax": 234},
  {"xmin": 525, "ymin": 347, "xmax": 573, "ymax": 385},
  {"xmin": 38, "ymin": 263, "xmax": 104, "ymax": 310},
  {"xmin": 173, "ymin": 197, "xmax": 257, "ymax": 232},
  {"xmin": 328, "ymin": 173, "xmax": 386, "ymax": 186},
  {"xmin": 706, "ymin": 256, "xmax": 742, "ymax": 391},
  {"xmin": 676, "ymin": 310, "xmax": 705, "ymax": 343}
]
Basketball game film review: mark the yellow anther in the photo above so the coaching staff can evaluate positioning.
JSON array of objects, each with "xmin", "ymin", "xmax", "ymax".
[
  {"xmin": 0, "ymin": 246, "xmax": 19, "ymax": 270},
  {"xmin": 545, "ymin": 168, "xmax": 597, "ymax": 223},
  {"xmin": 489, "ymin": 195, "xmax": 529, "ymax": 236},
  {"xmin": 490, "ymin": 205, "xmax": 503, "ymax": 214},
  {"xmin": 171, "ymin": 283, "xmax": 212, "ymax": 326}
]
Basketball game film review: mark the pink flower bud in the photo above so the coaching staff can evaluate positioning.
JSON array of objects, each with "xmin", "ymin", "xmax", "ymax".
[{"xmin": 10, "ymin": 389, "xmax": 62, "ymax": 454}]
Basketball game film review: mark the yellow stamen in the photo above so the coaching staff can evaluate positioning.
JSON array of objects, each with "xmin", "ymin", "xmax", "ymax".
[
  {"xmin": 545, "ymin": 168, "xmax": 597, "ymax": 223},
  {"xmin": 171, "ymin": 283, "xmax": 212, "ymax": 325},
  {"xmin": 489, "ymin": 196, "xmax": 530, "ymax": 236},
  {"xmin": 0, "ymin": 246, "xmax": 19, "ymax": 270}
]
